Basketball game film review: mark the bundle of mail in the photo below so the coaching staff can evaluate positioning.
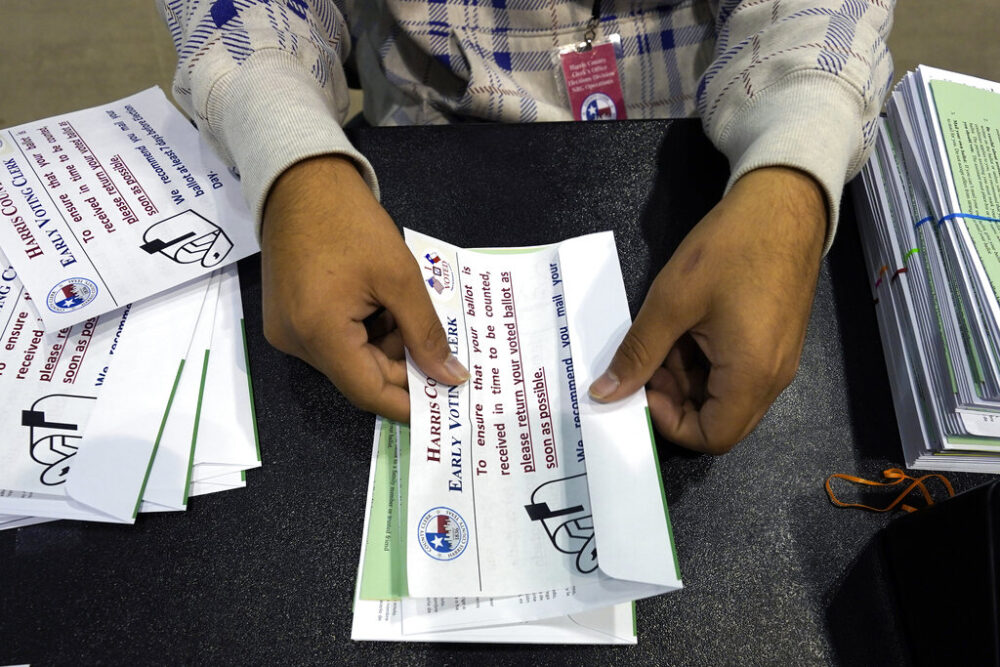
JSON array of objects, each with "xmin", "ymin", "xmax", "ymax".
[
  {"xmin": 0, "ymin": 88, "xmax": 261, "ymax": 529},
  {"xmin": 351, "ymin": 230, "xmax": 683, "ymax": 643},
  {"xmin": 854, "ymin": 66, "xmax": 1000, "ymax": 472}
]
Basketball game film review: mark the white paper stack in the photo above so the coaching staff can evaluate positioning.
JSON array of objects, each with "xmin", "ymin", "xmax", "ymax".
[
  {"xmin": 854, "ymin": 65, "xmax": 1000, "ymax": 472},
  {"xmin": 351, "ymin": 419, "xmax": 639, "ymax": 644},
  {"xmin": 0, "ymin": 89, "xmax": 261, "ymax": 527}
]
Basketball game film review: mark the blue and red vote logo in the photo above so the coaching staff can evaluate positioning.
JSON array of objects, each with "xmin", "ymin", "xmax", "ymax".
[
  {"xmin": 417, "ymin": 507, "xmax": 469, "ymax": 561},
  {"xmin": 421, "ymin": 249, "xmax": 454, "ymax": 300},
  {"xmin": 46, "ymin": 278, "xmax": 98, "ymax": 313},
  {"xmin": 582, "ymin": 92, "xmax": 618, "ymax": 120}
]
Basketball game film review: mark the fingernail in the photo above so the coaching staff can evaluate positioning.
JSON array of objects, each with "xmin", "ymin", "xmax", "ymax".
[
  {"xmin": 589, "ymin": 370, "xmax": 620, "ymax": 400},
  {"xmin": 444, "ymin": 355, "xmax": 470, "ymax": 383}
]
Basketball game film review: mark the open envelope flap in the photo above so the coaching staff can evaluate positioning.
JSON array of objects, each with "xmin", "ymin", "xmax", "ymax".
[{"xmin": 557, "ymin": 232, "xmax": 682, "ymax": 589}]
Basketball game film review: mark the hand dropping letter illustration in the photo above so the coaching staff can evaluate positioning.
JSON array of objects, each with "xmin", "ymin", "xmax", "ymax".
[
  {"xmin": 22, "ymin": 393, "xmax": 97, "ymax": 486},
  {"xmin": 140, "ymin": 210, "xmax": 233, "ymax": 268},
  {"xmin": 524, "ymin": 473, "xmax": 598, "ymax": 573}
]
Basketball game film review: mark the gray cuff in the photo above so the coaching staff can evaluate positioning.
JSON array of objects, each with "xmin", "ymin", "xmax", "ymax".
[{"xmin": 712, "ymin": 70, "xmax": 865, "ymax": 254}]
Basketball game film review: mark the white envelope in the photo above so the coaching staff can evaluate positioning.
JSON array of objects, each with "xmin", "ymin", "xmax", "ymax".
[
  {"xmin": 357, "ymin": 231, "xmax": 682, "ymax": 643},
  {"xmin": 0, "ymin": 249, "xmax": 134, "ymax": 524},
  {"xmin": 351, "ymin": 419, "xmax": 637, "ymax": 644},
  {"xmin": 188, "ymin": 470, "xmax": 246, "ymax": 498},
  {"xmin": 192, "ymin": 264, "xmax": 260, "ymax": 470},
  {"xmin": 140, "ymin": 270, "xmax": 222, "ymax": 511},
  {"xmin": 352, "ymin": 597, "xmax": 637, "ymax": 644},
  {"xmin": 402, "ymin": 230, "xmax": 681, "ymax": 606},
  {"xmin": 558, "ymin": 233, "xmax": 681, "ymax": 588},
  {"xmin": 0, "ymin": 514, "xmax": 56, "ymax": 530},
  {"xmin": 65, "ymin": 274, "xmax": 212, "ymax": 521},
  {"xmin": 0, "ymin": 88, "xmax": 258, "ymax": 331}
]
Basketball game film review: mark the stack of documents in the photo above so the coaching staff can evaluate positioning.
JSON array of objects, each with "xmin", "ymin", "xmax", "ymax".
[
  {"xmin": 351, "ymin": 231, "xmax": 683, "ymax": 643},
  {"xmin": 0, "ymin": 88, "xmax": 261, "ymax": 528},
  {"xmin": 854, "ymin": 66, "xmax": 1000, "ymax": 472}
]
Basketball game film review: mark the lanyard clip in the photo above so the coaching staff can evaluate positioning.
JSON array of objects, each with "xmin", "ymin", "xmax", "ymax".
[
  {"xmin": 582, "ymin": 16, "xmax": 598, "ymax": 50},
  {"xmin": 580, "ymin": 0, "xmax": 601, "ymax": 51}
]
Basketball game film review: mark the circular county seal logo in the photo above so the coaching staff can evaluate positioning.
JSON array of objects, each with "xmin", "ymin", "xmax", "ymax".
[
  {"xmin": 46, "ymin": 278, "xmax": 99, "ymax": 313},
  {"xmin": 418, "ymin": 507, "xmax": 469, "ymax": 561},
  {"xmin": 420, "ymin": 248, "xmax": 455, "ymax": 300},
  {"xmin": 582, "ymin": 92, "xmax": 618, "ymax": 121}
]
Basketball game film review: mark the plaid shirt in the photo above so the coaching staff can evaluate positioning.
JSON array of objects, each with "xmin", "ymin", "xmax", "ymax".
[{"xmin": 158, "ymin": 0, "xmax": 894, "ymax": 242}]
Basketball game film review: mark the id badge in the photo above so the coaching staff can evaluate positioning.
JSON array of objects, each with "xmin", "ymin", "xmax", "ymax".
[{"xmin": 558, "ymin": 35, "xmax": 626, "ymax": 121}]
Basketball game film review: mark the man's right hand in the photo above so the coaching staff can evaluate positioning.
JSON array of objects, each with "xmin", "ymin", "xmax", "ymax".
[{"xmin": 261, "ymin": 155, "xmax": 469, "ymax": 422}]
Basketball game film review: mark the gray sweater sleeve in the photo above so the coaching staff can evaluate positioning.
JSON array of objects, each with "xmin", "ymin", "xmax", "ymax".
[
  {"xmin": 156, "ymin": 0, "xmax": 378, "ymax": 236},
  {"xmin": 158, "ymin": 0, "xmax": 895, "ymax": 252},
  {"xmin": 698, "ymin": 0, "xmax": 895, "ymax": 249}
]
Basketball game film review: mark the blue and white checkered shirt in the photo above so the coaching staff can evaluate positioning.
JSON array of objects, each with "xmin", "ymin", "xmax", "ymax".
[{"xmin": 158, "ymin": 0, "xmax": 894, "ymax": 243}]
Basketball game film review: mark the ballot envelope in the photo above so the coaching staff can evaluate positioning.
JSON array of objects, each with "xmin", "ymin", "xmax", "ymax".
[{"xmin": 352, "ymin": 231, "xmax": 682, "ymax": 643}]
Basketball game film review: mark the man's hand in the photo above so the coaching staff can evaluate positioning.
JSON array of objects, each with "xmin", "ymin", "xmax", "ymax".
[
  {"xmin": 588, "ymin": 166, "xmax": 827, "ymax": 454},
  {"xmin": 261, "ymin": 155, "xmax": 468, "ymax": 422}
]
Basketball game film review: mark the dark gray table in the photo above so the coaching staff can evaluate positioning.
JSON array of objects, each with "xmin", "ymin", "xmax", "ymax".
[{"xmin": 1, "ymin": 119, "xmax": 988, "ymax": 665}]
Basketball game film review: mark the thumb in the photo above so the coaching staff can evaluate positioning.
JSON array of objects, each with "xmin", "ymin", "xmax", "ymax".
[
  {"xmin": 380, "ymin": 266, "xmax": 470, "ymax": 386},
  {"xmin": 588, "ymin": 279, "xmax": 697, "ymax": 403}
]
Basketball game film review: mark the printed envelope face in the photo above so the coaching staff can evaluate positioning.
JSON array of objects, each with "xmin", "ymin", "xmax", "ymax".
[
  {"xmin": 0, "ymin": 87, "xmax": 257, "ymax": 332},
  {"xmin": 352, "ymin": 419, "xmax": 640, "ymax": 644},
  {"xmin": 523, "ymin": 472, "xmax": 598, "ymax": 574},
  {"xmin": 0, "ymin": 246, "xmax": 213, "ymax": 525},
  {"xmin": 356, "ymin": 230, "xmax": 682, "ymax": 638}
]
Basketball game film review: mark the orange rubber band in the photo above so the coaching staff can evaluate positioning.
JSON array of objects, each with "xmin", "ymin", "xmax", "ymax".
[{"xmin": 825, "ymin": 468, "xmax": 955, "ymax": 513}]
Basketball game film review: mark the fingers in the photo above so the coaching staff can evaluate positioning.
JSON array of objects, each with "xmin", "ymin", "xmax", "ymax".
[
  {"xmin": 371, "ymin": 327, "xmax": 405, "ymax": 363},
  {"xmin": 588, "ymin": 167, "xmax": 824, "ymax": 455},
  {"xmin": 260, "ymin": 155, "xmax": 469, "ymax": 422},
  {"xmin": 588, "ymin": 272, "xmax": 699, "ymax": 403},
  {"xmin": 378, "ymin": 257, "xmax": 470, "ymax": 387},
  {"xmin": 647, "ymin": 366, "xmax": 771, "ymax": 455},
  {"xmin": 648, "ymin": 336, "xmax": 797, "ymax": 453},
  {"xmin": 363, "ymin": 308, "xmax": 396, "ymax": 341},
  {"xmin": 301, "ymin": 319, "xmax": 412, "ymax": 421},
  {"xmin": 264, "ymin": 304, "xmax": 412, "ymax": 420},
  {"xmin": 370, "ymin": 340, "xmax": 408, "ymax": 387},
  {"xmin": 644, "ymin": 341, "xmax": 752, "ymax": 455},
  {"xmin": 663, "ymin": 335, "xmax": 708, "ymax": 405}
]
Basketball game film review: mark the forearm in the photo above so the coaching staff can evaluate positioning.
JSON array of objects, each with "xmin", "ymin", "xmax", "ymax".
[{"xmin": 699, "ymin": 0, "xmax": 895, "ymax": 250}]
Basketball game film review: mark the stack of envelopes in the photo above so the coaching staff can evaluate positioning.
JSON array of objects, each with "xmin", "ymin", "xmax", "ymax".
[
  {"xmin": 0, "ymin": 88, "xmax": 261, "ymax": 527},
  {"xmin": 854, "ymin": 66, "xmax": 1000, "ymax": 472},
  {"xmin": 350, "ymin": 231, "xmax": 683, "ymax": 643}
]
